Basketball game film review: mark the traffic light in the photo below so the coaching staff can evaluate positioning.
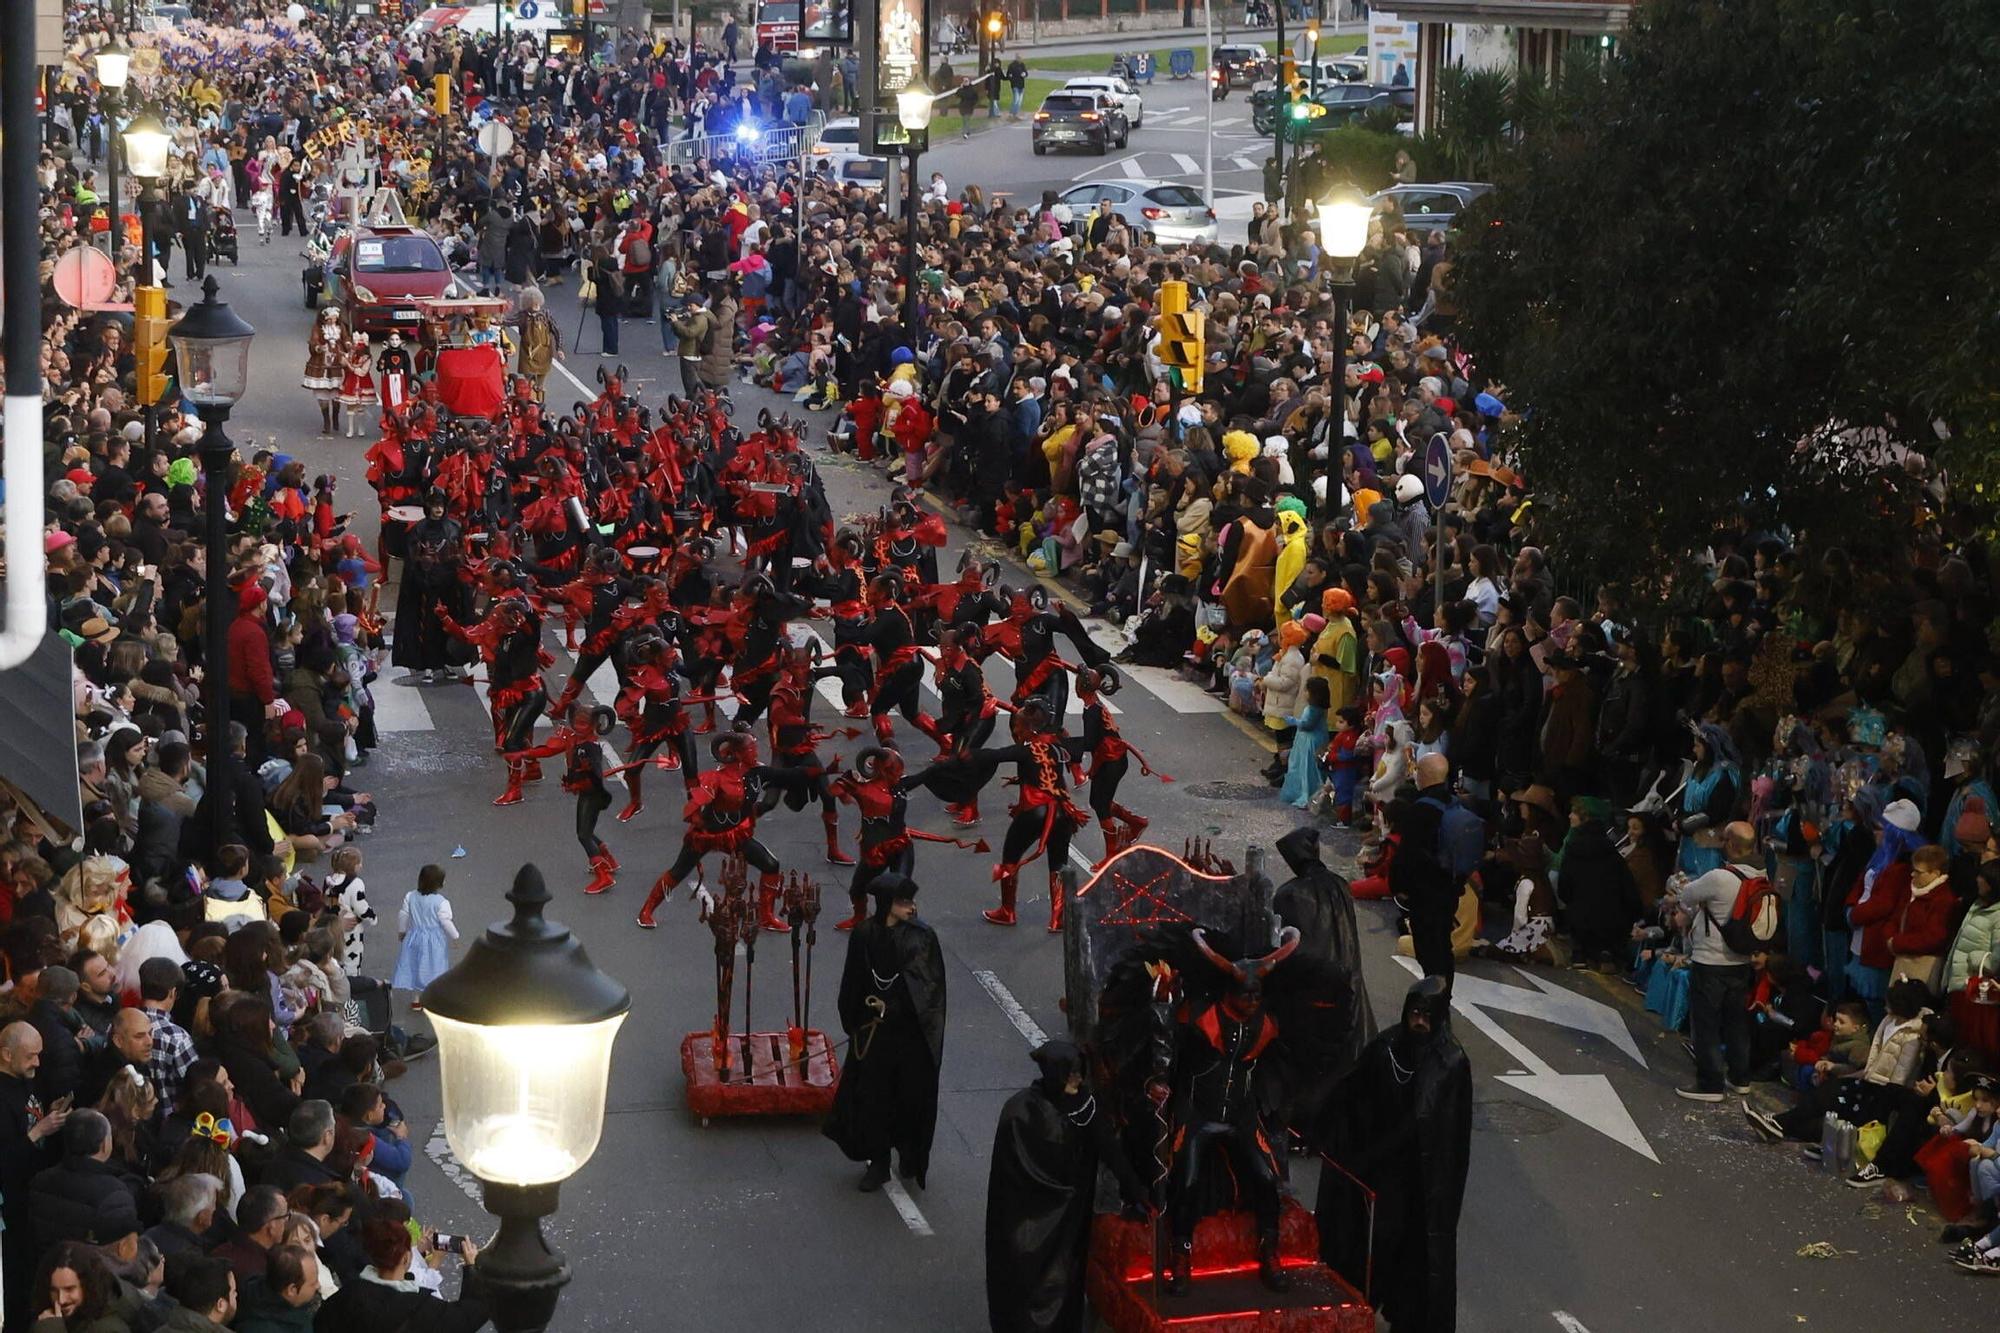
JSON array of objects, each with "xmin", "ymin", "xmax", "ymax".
[
  {"xmin": 433, "ymin": 73, "xmax": 451, "ymax": 117},
  {"xmin": 985, "ymin": 11, "xmax": 1004, "ymax": 37},
  {"xmin": 1288, "ymin": 100, "xmax": 1326, "ymax": 122},
  {"xmin": 134, "ymin": 285, "xmax": 172, "ymax": 407},
  {"xmin": 1155, "ymin": 281, "xmax": 1205, "ymax": 394}
]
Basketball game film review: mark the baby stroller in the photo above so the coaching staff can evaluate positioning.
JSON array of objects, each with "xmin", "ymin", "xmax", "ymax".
[{"xmin": 208, "ymin": 205, "xmax": 240, "ymax": 265}]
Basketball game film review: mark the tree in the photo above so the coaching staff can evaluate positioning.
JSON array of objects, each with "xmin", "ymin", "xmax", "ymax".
[{"xmin": 1451, "ymin": 0, "xmax": 2000, "ymax": 592}]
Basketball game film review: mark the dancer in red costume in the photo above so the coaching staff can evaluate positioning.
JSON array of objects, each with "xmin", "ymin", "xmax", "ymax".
[
  {"xmin": 440, "ymin": 574, "xmax": 551, "ymax": 806},
  {"xmin": 613, "ymin": 629, "xmax": 720, "ymax": 821},
  {"xmin": 1075, "ymin": 665, "xmax": 1157, "ymax": 863},
  {"xmin": 636, "ymin": 732, "xmax": 811, "ymax": 931},
  {"xmin": 902, "ymin": 699, "xmax": 1085, "ymax": 933},
  {"xmin": 931, "ymin": 624, "xmax": 1005, "ymax": 826},
  {"xmin": 765, "ymin": 641, "xmax": 854, "ymax": 868},
  {"xmin": 505, "ymin": 704, "xmax": 621, "ymax": 894},
  {"xmin": 827, "ymin": 747, "xmax": 991, "ymax": 932},
  {"xmin": 860, "ymin": 573, "xmax": 947, "ymax": 750}
]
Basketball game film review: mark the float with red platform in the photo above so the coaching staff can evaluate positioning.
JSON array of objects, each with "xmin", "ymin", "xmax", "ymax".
[
  {"xmin": 1087, "ymin": 1201, "xmax": 1371, "ymax": 1333},
  {"xmin": 680, "ymin": 1030, "xmax": 840, "ymax": 1123}
]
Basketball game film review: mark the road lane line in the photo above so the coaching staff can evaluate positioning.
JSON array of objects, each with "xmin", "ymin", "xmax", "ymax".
[
  {"xmin": 424, "ymin": 1124, "xmax": 484, "ymax": 1204},
  {"xmin": 1552, "ymin": 1314, "xmax": 1591, "ymax": 1333},
  {"xmin": 1171, "ymin": 152, "xmax": 1199, "ymax": 173},
  {"xmin": 551, "ymin": 355, "xmax": 596, "ymax": 402},
  {"xmin": 882, "ymin": 1177, "xmax": 935, "ymax": 1236},
  {"xmin": 370, "ymin": 678, "xmax": 437, "ymax": 732},
  {"xmin": 973, "ymin": 969, "xmax": 1050, "ymax": 1047}
]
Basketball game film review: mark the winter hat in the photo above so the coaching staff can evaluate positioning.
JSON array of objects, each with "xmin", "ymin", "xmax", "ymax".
[
  {"xmin": 333, "ymin": 613, "xmax": 360, "ymax": 644},
  {"xmin": 238, "ymin": 583, "xmax": 268, "ymax": 613},
  {"xmin": 1301, "ymin": 613, "xmax": 1326, "ymax": 634},
  {"xmin": 1955, "ymin": 796, "xmax": 1991, "ymax": 849},
  {"xmin": 167, "ymin": 457, "xmax": 198, "ymax": 488},
  {"xmin": 1882, "ymin": 799, "xmax": 1921, "ymax": 833}
]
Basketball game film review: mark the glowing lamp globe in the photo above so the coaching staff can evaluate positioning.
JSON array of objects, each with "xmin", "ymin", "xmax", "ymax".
[
  {"xmin": 1317, "ymin": 184, "xmax": 1372, "ymax": 262},
  {"xmin": 95, "ymin": 38, "xmax": 133, "ymax": 92},
  {"xmin": 122, "ymin": 110, "xmax": 173, "ymax": 182},
  {"xmin": 897, "ymin": 80, "xmax": 935, "ymax": 131},
  {"xmin": 422, "ymin": 865, "xmax": 629, "ymax": 1190},
  {"xmin": 167, "ymin": 278, "xmax": 256, "ymax": 408}
]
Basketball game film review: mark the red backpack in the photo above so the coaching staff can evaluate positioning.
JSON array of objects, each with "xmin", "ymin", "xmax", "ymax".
[{"xmin": 1706, "ymin": 866, "xmax": 1782, "ymax": 955}]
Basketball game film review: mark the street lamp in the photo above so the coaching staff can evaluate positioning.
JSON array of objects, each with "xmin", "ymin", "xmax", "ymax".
[
  {"xmin": 1316, "ymin": 184, "xmax": 1371, "ymax": 523},
  {"xmin": 168, "ymin": 276, "xmax": 255, "ymax": 851},
  {"xmin": 896, "ymin": 80, "xmax": 935, "ymax": 348},
  {"xmin": 121, "ymin": 107, "xmax": 171, "ymax": 283},
  {"xmin": 1304, "ymin": 18, "xmax": 1321, "ymax": 98},
  {"xmin": 94, "ymin": 38, "xmax": 132, "ymax": 262},
  {"xmin": 422, "ymin": 864, "xmax": 630, "ymax": 1333}
]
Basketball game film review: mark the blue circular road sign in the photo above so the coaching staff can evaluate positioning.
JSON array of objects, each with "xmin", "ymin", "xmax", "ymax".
[{"xmin": 1423, "ymin": 433, "xmax": 1452, "ymax": 508}]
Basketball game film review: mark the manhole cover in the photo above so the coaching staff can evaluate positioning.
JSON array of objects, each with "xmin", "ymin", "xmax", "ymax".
[
  {"xmin": 1473, "ymin": 1097, "xmax": 1562, "ymax": 1136},
  {"xmin": 1183, "ymin": 781, "xmax": 1277, "ymax": 802}
]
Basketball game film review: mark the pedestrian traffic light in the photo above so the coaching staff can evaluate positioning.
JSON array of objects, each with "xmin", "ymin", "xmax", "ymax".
[
  {"xmin": 1288, "ymin": 100, "xmax": 1326, "ymax": 121},
  {"xmin": 1155, "ymin": 281, "xmax": 1205, "ymax": 394},
  {"xmin": 433, "ymin": 73, "xmax": 451, "ymax": 117},
  {"xmin": 133, "ymin": 286, "xmax": 172, "ymax": 407}
]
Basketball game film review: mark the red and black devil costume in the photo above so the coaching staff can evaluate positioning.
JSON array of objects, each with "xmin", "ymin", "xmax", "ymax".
[
  {"xmin": 507, "ymin": 704, "xmax": 622, "ymax": 894},
  {"xmin": 636, "ymin": 732, "xmax": 811, "ymax": 932}
]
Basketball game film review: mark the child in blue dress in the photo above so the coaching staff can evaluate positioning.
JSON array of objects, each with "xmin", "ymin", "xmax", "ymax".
[
  {"xmin": 391, "ymin": 863, "xmax": 459, "ymax": 1008},
  {"xmin": 1281, "ymin": 677, "xmax": 1331, "ymax": 809}
]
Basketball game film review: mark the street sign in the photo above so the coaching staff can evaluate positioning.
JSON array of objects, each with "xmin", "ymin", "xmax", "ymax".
[
  {"xmin": 517, "ymin": 0, "xmax": 540, "ymax": 16},
  {"xmin": 477, "ymin": 120, "xmax": 516, "ymax": 160},
  {"xmin": 1423, "ymin": 432, "xmax": 1452, "ymax": 508},
  {"xmin": 52, "ymin": 248, "xmax": 118, "ymax": 309},
  {"xmin": 1393, "ymin": 956, "xmax": 1657, "ymax": 1161}
]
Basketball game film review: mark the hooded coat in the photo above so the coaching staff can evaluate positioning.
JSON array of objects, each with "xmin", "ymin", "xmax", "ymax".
[
  {"xmin": 983, "ymin": 1041, "xmax": 1145, "ymax": 1332},
  {"xmin": 1317, "ymin": 977, "xmax": 1472, "ymax": 1333},
  {"xmin": 824, "ymin": 874, "xmax": 947, "ymax": 1186},
  {"xmin": 1273, "ymin": 828, "xmax": 1376, "ymax": 1135}
]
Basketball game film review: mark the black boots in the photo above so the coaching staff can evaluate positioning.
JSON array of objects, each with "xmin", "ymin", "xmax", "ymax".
[
  {"xmin": 857, "ymin": 1160, "xmax": 890, "ymax": 1193},
  {"xmin": 1164, "ymin": 1239, "xmax": 1192, "ymax": 1294},
  {"xmin": 1258, "ymin": 1231, "xmax": 1290, "ymax": 1291}
]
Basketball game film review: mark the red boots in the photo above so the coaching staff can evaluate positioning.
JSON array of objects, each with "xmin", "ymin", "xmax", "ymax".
[
  {"xmin": 493, "ymin": 762, "xmax": 526, "ymax": 807},
  {"xmin": 757, "ymin": 873, "xmax": 789, "ymax": 932},
  {"xmin": 637, "ymin": 873, "xmax": 673, "ymax": 928},
  {"xmin": 1047, "ymin": 871, "xmax": 1066, "ymax": 934},
  {"xmin": 824, "ymin": 815, "xmax": 854, "ymax": 866},
  {"xmin": 984, "ymin": 866, "xmax": 1019, "ymax": 926},
  {"xmin": 834, "ymin": 891, "xmax": 867, "ymax": 931},
  {"xmin": 583, "ymin": 852, "xmax": 617, "ymax": 896},
  {"xmin": 949, "ymin": 800, "xmax": 980, "ymax": 827}
]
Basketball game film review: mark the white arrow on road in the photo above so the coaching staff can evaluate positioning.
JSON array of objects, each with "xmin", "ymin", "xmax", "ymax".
[{"xmin": 1393, "ymin": 957, "xmax": 1659, "ymax": 1162}]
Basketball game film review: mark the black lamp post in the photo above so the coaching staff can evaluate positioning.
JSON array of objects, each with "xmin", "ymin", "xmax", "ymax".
[
  {"xmin": 93, "ymin": 37, "xmax": 132, "ymax": 261},
  {"xmin": 896, "ymin": 80, "xmax": 935, "ymax": 351},
  {"xmin": 421, "ymin": 865, "xmax": 630, "ymax": 1333},
  {"xmin": 167, "ymin": 276, "xmax": 256, "ymax": 848},
  {"xmin": 122, "ymin": 106, "xmax": 172, "ymax": 458},
  {"xmin": 1316, "ymin": 184, "xmax": 1370, "ymax": 524}
]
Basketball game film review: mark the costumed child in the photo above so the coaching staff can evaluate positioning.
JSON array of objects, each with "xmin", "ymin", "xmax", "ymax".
[
  {"xmin": 1281, "ymin": 676, "xmax": 1331, "ymax": 810},
  {"xmin": 391, "ymin": 863, "xmax": 459, "ymax": 1008},
  {"xmin": 1323, "ymin": 704, "xmax": 1366, "ymax": 823},
  {"xmin": 304, "ymin": 307, "xmax": 348, "ymax": 436},
  {"xmin": 339, "ymin": 332, "xmax": 379, "ymax": 438},
  {"xmin": 375, "ymin": 332, "xmax": 414, "ymax": 416},
  {"xmin": 324, "ymin": 845, "xmax": 375, "ymax": 978}
]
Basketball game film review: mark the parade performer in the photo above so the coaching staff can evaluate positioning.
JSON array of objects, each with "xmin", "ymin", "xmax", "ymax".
[
  {"xmin": 304, "ymin": 306, "xmax": 347, "ymax": 436},
  {"xmin": 904, "ymin": 700, "xmax": 1083, "ymax": 931},
  {"xmin": 613, "ymin": 629, "xmax": 706, "ymax": 822},
  {"xmin": 1317, "ymin": 976, "xmax": 1472, "ymax": 1333},
  {"xmin": 800, "ymin": 529, "xmax": 874, "ymax": 716},
  {"xmin": 441, "ymin": 585, "xmax": 550, "ymax": 806},
  {"xmin": 391, "ymin": 489, "xmax": 461, "ymax": 683},
  {"xmin": 932, "ymin": 624, "xmax": 1004, "ymax": 825},
  {"xmin": 827, "ymin": 748, "xmax": 913, "ymax": 931},
  {"xmin": 636, "ymin": 732, "xmax": 806, "ymax": 931},
  {"xmin": 1272, "ymin": 827, "xmax": 1375, "ymax": 1141},
  {"xmin": 985, "ymin": 1040, "xmax": 1147, "ymax": 1333},
  {"xmin": 1075, "ymin": 665, "xmax": 1157, "ymax": 863},
  {"xmin": 824, "ymin": 872, "xmax": 946, "ymax": 1193},
  {"xmin": 375, "ymin": 331, "xmax": 414, "ymax": 416},
  {"xmin": 985, "ymin": 588, "xmax": 1111, "ymax": 724},
  {"xmin": 862, "ymin": 572, "xmax": 947, "ymax": 750},
  {"xmin": 546, "ymin": 547, "xmax": 634, "ymax": 705},
  {"xmin": 767, "ymin": 643, "xmax": 854, "ymax": 870},
  {"xmin": 505, "ymin": 704, "xmax": 621, "ymax": 895},
  {"xmin": 339, "ymin": 331, "xmax": 378, "ymax": 438}
]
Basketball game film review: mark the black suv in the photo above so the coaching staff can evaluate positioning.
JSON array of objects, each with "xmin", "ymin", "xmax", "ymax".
[{"xmin": 1032, "ymin": 91, "xmax": 1131, "ymax": 156}]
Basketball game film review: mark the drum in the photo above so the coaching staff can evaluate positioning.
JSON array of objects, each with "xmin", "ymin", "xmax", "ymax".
[
  {"xmin": 626, "ymin": 545, "xmax": 661, "ymax": 569},
  {"xmin": 385, "ymin": 505, "xmax": 425, "ymax": 522}
]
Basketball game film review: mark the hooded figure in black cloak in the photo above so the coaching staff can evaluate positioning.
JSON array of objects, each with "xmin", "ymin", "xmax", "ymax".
[
  {"xmin": 1317, "ymin": 976, "xmax": 1472, "ymax": 1333},
  {"xmin": 984, "ymin": 1040, "xmax": 1147, "ymax": 1333},
  {"xmin": 392, "ymin": 489, "xmax": 463, "ymax": 673},
  {"xmin": 1273, "ymin": 827, "xmax": 1375, "ymax": 1138},
  {"xmin": 824, "ymin": 871, "xmax": 947, "ymax": 1191}
]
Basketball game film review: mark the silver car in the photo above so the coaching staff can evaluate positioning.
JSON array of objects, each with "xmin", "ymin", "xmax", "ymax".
[
  {"xmin": 1366, "ymin": 182, "xmax": 1494, "ymax": 235},
  {"xmin": 1056, "ymin": 180, "xmax": 1217, "ymax": 248}
]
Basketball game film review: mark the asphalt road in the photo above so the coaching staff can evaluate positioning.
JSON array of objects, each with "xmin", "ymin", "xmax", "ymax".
[{"xmin": 187, "ymin": 152, "xmax": 1965, "ymax": 1330}]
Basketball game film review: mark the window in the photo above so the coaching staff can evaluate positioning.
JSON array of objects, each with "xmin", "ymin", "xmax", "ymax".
[
  {"xmin": 1042, "ymin": 95, "xmax": 1094, "ymax": 113},
  {"xmin": 758, "ymin": 3, "xmax": 803, "ymax": 23},
  {"xmin": 1144, "ymin": 186, "xmax": 1205, "ymax": 208},
  {"xmin": 819, "ymin": 122, "xmax": 860, "ymax": 146},
  {"xmin": 353, "ymin": 236, "xmax": 446, "ymax": 274},
  {"xmin": 1396, "ymin": 191, "xmax": 1461, "ymax": 217},
  {"xmin": 1059, "ymin": 186, "xmax": 1102, "ymax": 207}
]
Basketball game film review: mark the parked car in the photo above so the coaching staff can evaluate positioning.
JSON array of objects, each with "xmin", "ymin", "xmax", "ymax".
[
  {"xmin": 1212, "ymin": 43, "xmax": 1276, "ymax": 90},
  {"xmin": 1054, "ymin": 181, "xmax": 1217, "ymax": 248},
  {"xmin": 1032, "ymin": 91, "xmax": 1130, "ymax": 156},
  {"xmin": 1366, "ymin": 182, "xmax": 1495, "ymax": 235},
  {"xmin": 828, "ymin": 155, "xmax": 889, "ymax": 192},
  {"xmin": 812, "ymin": 116, "xmax": 861, "ymax": 155},
  {"xmin": 1059, "ymin": 76, "xmax": 1145, "ymax": 128},
  {"xmin": 329, "ymin": 226, "xmax": 454, "ymax": 334},
  {"xmin": 1252, "ymin": 81, "xmax": 1410, "ymax": 135}
]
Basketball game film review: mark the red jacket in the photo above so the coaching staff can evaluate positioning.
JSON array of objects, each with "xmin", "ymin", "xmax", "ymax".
[
  {"xmin": 226, "ymin": 613, "xmax": 275, "ymax": 704},
  {"xmin": 1847, "ymin": 861, "xmax": 1911, "ymax": 970},
  {"xmin": 1890, "ymin": 879, "xmax": 1957, "ymax": 958}
]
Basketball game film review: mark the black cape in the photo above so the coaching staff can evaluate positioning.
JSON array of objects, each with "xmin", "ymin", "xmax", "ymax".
[
  {"xmin": 1317, "ymin": 978, "xmax": 1471, "ymax": 1333},
  {"xmin": 984, "ymin": 1082, "xmax": 1137, "ymax": 1333},
  {"xmin": 1272, "ymin": 827, "xmax": 1376, "ymax": 1135},
  {"xmin": 823, "ymin": 913, "xmax": 947, "ymax": 1183}
]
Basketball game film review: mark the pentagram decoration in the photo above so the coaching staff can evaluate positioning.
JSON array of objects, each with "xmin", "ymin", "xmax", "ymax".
[{"xmin": 1098, "ymin": 865, "xmax": 1194, "ymax": 928}]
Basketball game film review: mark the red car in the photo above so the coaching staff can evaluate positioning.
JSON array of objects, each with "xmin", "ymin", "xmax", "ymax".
[{"xmin": 331, "ymin": 226, "xmax": 454, "ymax": 335}]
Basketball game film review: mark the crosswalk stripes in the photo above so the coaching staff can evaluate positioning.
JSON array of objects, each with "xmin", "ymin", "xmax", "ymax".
[{"xmin": 788, "ymin": 626, "xmax": 1122, "ymax": 718}]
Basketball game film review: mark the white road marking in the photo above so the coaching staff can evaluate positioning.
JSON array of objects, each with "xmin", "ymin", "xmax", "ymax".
[
  {"xmin": 1229, "ymin": 155, "xmax": 1263, "ymax": 172},
  {"xmin": 973, "ymin": 969, "xmax": 1050, "ymax": 1047},
  {"xmin": 1170, "ymin": 152, "xmax": 1199, "ymax": 174},
  {"xmin": 424, "ymin": 1124, "xmax": 484, "ymax": 1203},
  {"xmin": 1214, "ymin": 116, "xmax": 1245, "ymax": 127},
  {"xmin": 1069, "ymin": 151, "xmax": 1145, "ymax": 182},
  {"xmin": 370, "ymin": 678, "xmax": 437, "ymax": 732},
  {"xmin": 882, "ymin": 1177, "xmax": 935, "ymax": 1236},
  {"xmin": 550, "ymin": 355, "xmax": 595, "ymax": 401},
  {"xmin": 1552, "ymin": 1314, "xmax": 1592, "ymax": 1333},
  {"xmin": 1119, "ymin": 156, "xmax": 1146, "ymax": 179},
  {"xmin": 1068, "ymin": 843, "xmax": 1096, "ymax": 875},
  {"xmin": 1392, "ymin": 957, "xmax": 1658, "ymax": 1162}
]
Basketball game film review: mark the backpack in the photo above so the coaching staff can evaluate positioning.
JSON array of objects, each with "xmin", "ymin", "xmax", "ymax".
[
  {"xmin": 1419, "ymin": 794, "xmax": 1485, "ymax": 881},
  {"xmin": 1706, "ymin": 866, "xmax": 1782, "ymax": 955}
]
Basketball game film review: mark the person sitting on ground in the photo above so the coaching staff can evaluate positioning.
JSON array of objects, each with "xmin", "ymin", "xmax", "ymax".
[{"xmin": 1751, "ymin": 980, "xmax": 1932, "ymax": 1144}]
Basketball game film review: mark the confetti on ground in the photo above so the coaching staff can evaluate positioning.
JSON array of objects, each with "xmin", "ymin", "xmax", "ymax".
[
  {"xmin": 1907, "ymin": 1206, "xmax": 1925, "ymax": 1226},
  {"xmin": 451, "ymin": 844, "xmax": 468, "ymax": 858},
  {"xmin": 1794, "ymin": 1241, "xmax": 1853, "ymax": 1260}
]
